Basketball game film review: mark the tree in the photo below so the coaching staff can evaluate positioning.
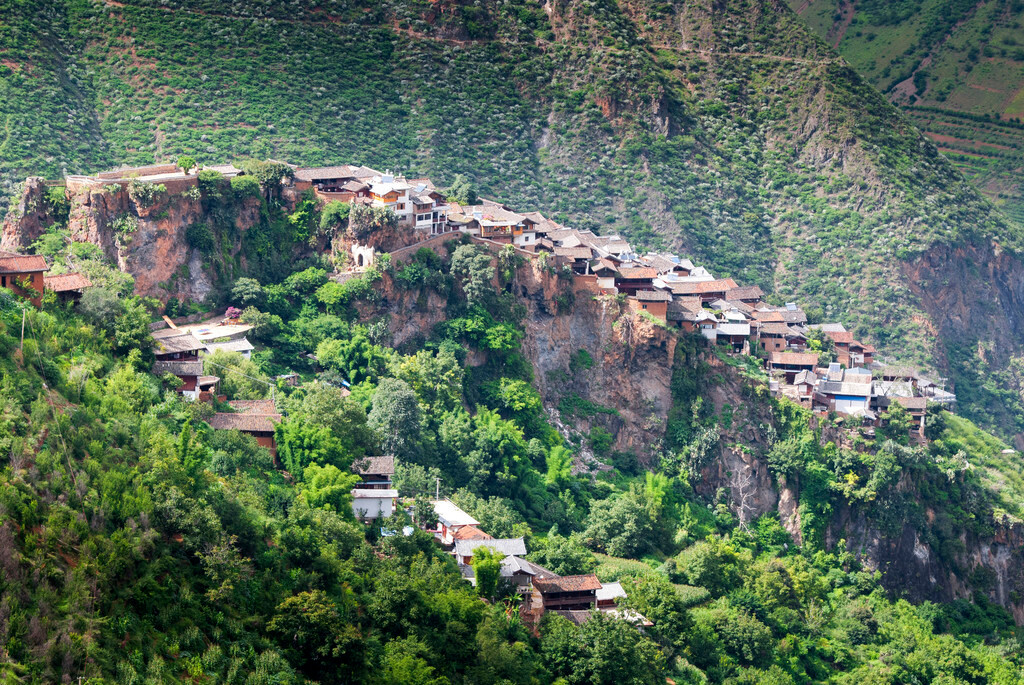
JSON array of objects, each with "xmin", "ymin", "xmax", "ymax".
[
  {"xmin": 203, "ymin": 349, "xmax": 270, "ymax": 399},
  {"xmin": 302, "ymin": 463, "xmax": 360, "ymax": 515},
  {"xmin": 79, "ymin": 286, "xmax": 123, "ymax": 331},
  {"xmin": 276, "ymin": 418, "xmax": 351, "ymax": 475},
  {"xmin": 231, "ymin": 277, "xmax": 264, "ymax": 307},
  {"xmin": 675, "ymin": 536, "xmax": 749, "ymax": 597},
  {"xmin": 113, "ymin": 297, "xmax": 153, "ymax": 356},
  {"xmin": 315, "ymin": 331, "xmax": 390, "ymax": 384},
  {"xmin": 177, "ymin": 155, "xmax": 197, "ymax": 175},
  {"xmin": 391, "ymin": 345, "xmax": 465, "ymax": 414},
  {"xmin": 319, "ymin": 200, "xmax": 350, "ymax": 237},
  {"xmin": 267, "ymin": 590, "xmax": 364, "ymax": 682},
  {"xmin": 348, "ymin": 203, "xmax": 397, "ymax": 239},
  {"xmin": 447, "ymin": 174, "xmax": 477, "ymax": 204},
  {"xmin": 545, "ymin": 445, "xmax": 573, "ymax": 489},
  {"xmin": 394, "ymin": 462, "xmax": 444, "ymax": 498},
  {"xmin": 452, "ymin": 490, "xmax": 529, "ymax": 538},
  {"xmin": 880, "ymin": 402, "xmax": 913, "ymax": 444},
  {"xmin": 583, "ymin": 484, "xmax": 663, "ymax": 558},
  {"xmin": 284, "ymin": 266, "xmax": 328, "ymax": 297},
  {"xmin": 473, "ymin": 547, "xmax": 502, "ymax": 599},
  {"xmin": 528, "ymin": 532, "xmax": 597, "ymax": 575},
  {"xmin": 450, "ymin": 245, "xmax": 495, "ymax": 307},
  {"xmin": 368, "ymin": 378, "xmax": 421, "ymax": 459},
  {"xmin": 240, "ymin": 306, "xmax": 283, "ymax": 343},
  {"xmin": 299, "ymin": 383, "xmax": 376, "ymax": 459},
  {"xmin": 540, "ymin": 612, "xmax": 665, "ymax": 684}
]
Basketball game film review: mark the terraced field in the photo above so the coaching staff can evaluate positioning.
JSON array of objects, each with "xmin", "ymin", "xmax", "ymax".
[{"xmin": 791, "ymin": 0, "xmax": 1024, "ymax": 227}]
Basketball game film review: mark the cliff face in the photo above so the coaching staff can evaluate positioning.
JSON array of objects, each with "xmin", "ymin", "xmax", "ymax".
[
  {"xmin": 2, "ymin": 179, "xmax": 266, "ymax": 303},
  {"xmin": 1, "ymin": 178, "xmax": 55, "ymax": 251},
  {"xmin": 516, "ymin": 261, "xmax": 677, "ymax": 464}
]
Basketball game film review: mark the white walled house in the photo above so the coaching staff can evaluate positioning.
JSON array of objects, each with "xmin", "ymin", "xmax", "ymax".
[
  {"xmin": 352, "ymin": 488, "xmax": 398, "ymax": 520},
  {"xmin": 433, "ymin": 499, "xmax": 480, "ymax": 545}
]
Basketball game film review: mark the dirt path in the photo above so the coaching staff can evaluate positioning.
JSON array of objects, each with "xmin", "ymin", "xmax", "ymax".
[
  {"xmin": 650, "ymin": 45, "xmax": 836, "ymax": 65},
  {"xmin": 829, "ymin": 2, "xmax": 856, "ymax": 48}
]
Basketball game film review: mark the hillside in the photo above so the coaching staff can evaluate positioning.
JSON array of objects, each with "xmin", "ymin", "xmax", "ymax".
[
  {"xmin": 789, "ymin": 0, "xmax": 1024, "ymax": 227},
  {"xmin": 4, "ymin": 0, "xmax": 1024, "ymax": 438},
  {"xmin": 2, "ymin": 217, "xmax": 1024, "ymax": 682}
]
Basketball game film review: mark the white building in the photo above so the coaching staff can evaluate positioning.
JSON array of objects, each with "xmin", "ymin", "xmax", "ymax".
[
  {"xmin": 369, "ymin": 172, "xmax": 413, "ymax": 225},
  {"xmin": 433, "ymin": 499, "xmax": 480, "ymax": 545},
  {"xmin": 352, "ymin": 488, "xmax": 398, "ymax": 520}
]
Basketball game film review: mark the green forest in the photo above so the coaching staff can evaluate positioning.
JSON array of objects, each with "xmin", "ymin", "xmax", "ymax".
[{"xmin": 3, "ymin": 172, "xmax": 1024, "ymax": 684}]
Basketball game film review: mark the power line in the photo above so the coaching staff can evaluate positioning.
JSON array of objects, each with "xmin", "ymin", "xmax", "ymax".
[{"xmin": 200, "ymin": 357, "xmax": 277, "ymax": 406}]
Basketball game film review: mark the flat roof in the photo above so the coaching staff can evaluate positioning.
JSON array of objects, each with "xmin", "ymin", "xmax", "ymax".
[{"xmin": 433, "ymin": 499, "xmax": 479, "ymax": 527}]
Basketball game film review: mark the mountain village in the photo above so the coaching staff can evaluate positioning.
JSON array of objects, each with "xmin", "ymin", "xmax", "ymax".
[{"xmin": 0, "ymin": 159, "xmax": 961, "ymax": 629}]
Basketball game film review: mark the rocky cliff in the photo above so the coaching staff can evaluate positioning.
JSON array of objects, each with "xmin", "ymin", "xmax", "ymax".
[{"xmin": 1, "ymin": 177, "xmax": 296, "ymax": 303}]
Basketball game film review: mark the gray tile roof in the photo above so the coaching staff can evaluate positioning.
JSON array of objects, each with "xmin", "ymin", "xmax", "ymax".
[
  {"xmin": 153, "ymin": 360, "xmax": 204, "ymax": 376},
  {"xmin": 351, "ymin": 456, "xmax": 396, "ymax": 476},
  {"xmin": 453, "ymin": 538, "xmax": 527, "ymax": 558}
]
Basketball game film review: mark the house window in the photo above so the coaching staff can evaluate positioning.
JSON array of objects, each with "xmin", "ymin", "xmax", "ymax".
[
  {"xmin": 397, "ymin": 203, "xmax": 405, "ymax": 210},
  {"xmin": 1, "ymin": 276, "xmax": 5, "ymax": 287},
  {"xmin": 642, "ymin": 304, "xmax": 648, "ymax": 310}
]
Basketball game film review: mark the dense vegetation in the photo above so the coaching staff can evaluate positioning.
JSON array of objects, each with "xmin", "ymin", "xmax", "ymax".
[{"xmin": 4, "ymin": 206, "xmax": 1024, "ymax": 683}]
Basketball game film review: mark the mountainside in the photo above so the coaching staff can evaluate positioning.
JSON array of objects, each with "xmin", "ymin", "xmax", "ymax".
[
  {"xmin": 789, "ymin": 0, "xmax": 1024, "ymax": 227},
  {"xmin": 4, "ymin": 0, "xmax": 1024, "ymax": 438}
]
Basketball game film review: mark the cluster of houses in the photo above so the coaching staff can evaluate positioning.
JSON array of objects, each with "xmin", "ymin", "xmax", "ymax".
[
  {"xmin": 5, "ymin": 160, "xmax": 958, "ymax": 446},
  {"xmin": 432, "ymin": 497, "xmax": 647, "ymax": 628},
  {"xmin": 0, "ymin": 250, "xmax": 91, "ymax": 308},
  {"xmin": 291, "ymin": 163, "xmax": 956, "ymax": 439}
]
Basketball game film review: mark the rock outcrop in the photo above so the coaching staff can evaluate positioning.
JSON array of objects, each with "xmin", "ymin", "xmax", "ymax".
[{"xmin": 2, "ymin": 178, "xmax": 269, "ymax": 303}]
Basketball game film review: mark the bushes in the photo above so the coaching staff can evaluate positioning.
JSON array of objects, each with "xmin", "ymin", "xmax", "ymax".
[
  {"xmin": 185, "ymin": 222, "xmax": 215, "ymax": 253},
  {"xmin": 229, "ymin": 175, "xmax": 261, "ymax": 199},
  {"xmin": 127, "ymin": 178, "xmax": 166, "ymax": 207}
]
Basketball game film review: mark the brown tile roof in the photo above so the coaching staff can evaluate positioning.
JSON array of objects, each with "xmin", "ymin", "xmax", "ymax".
[
  {"xmin": 340, "ymin": 180, "xmax": 369, "ymax": 192},
  {"xmin": 452, "ymin": 525, "xmax": 494, "ymax": 541},
  {"xmin": 671, "ymin": 278, "xmax": 739, "ymax": 294},
  {"xmin": 643, "ymin": 254, "xmax": 679, "ymax": 274},
  {"xmin": 769, "ymin": 351, "xmax": 820, "ymax": 367},
  {"xmin": 894, "ymin": 396, "xmax": 928, "ymax": 410},
  {"xmin": 229, "ymin": 399, "xmax": 277, "ymax": 414},
  {"xmin": 351, "ymin": 455, "xmax": 396, "ymax": 476},
  {"xmin": 552, "ymin": 610, "xmax": 594, "ymax": 625},
  {"xmin": 44, "ymin": 272, "xmax": 91, "ymax": 292},
  {"xmin": 725, "ymin": 285, "xmax": 764, "ymax": 300},
  {"xmin": 152, "ymin": 360, "xmax": 204, "ymax": 376},
  {"xmin": 208, "ymin": 412, "xmax": 281, "ymax": 433},
  {"xmin": 633, "ymin": 290, "xmax": 672, "ymax": 302},
  {"xmin": 779, "ymin": 309, "xmax": 807, "ymax": 324},
  {"xmin": 295, "ymin": 165, "xmax": 379, "ymax": 181},
  {"xmin": 591, "ymin": 258, "xmax": 618, "ymax": 274},
  {"xmin": 0, "ymin": 251, "xmax": 47, "ymax": 273},
  {"xmin": 554, "ymin": 246, "xmax": 594, "ymax": 260},
  {"xmin": 828, "ymin": 331, "xmax": 854, "ymax": 344},
  {"xmin": 759, "ymin": 323, "xmax": 799, "ymax": 336},
  {"xmin": 155, "ymin": 332, "xmax": 204, "ymax": 355},
  {"xmin": 616, "ymin": 267, "xmax": 657, "ymax": 280},
  {"xmin": 533, "ymin": 574, "xmax": 602, "ymax": 593},
  {"xmin": 753, "ymin": 310, "xmax": 785, "ymax": 322}
]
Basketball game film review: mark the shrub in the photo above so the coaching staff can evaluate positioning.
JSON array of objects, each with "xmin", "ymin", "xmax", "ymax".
[
  {"xmin": 230, "ymin": 175, "xmax": 261, "ymax": 199},
  {"xmin": 111, "ymin": 214, "xmax": 138, "ymax": 235},
  {"xmin": 127, "ymin": 179, "xmax": 165, "ymax": 207},
  {"xmin": 185, "ymin": 222, "xmax": 215, "ymax": 253}
]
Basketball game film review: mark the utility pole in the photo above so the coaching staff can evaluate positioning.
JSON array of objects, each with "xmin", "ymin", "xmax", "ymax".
[
  {"xmin": 435, "ymin": 477, "xmax": 440, "ymax": 501},
  {"xmin": 20, "ymin": 308, "xmax": 25, "ymax": 351}
]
